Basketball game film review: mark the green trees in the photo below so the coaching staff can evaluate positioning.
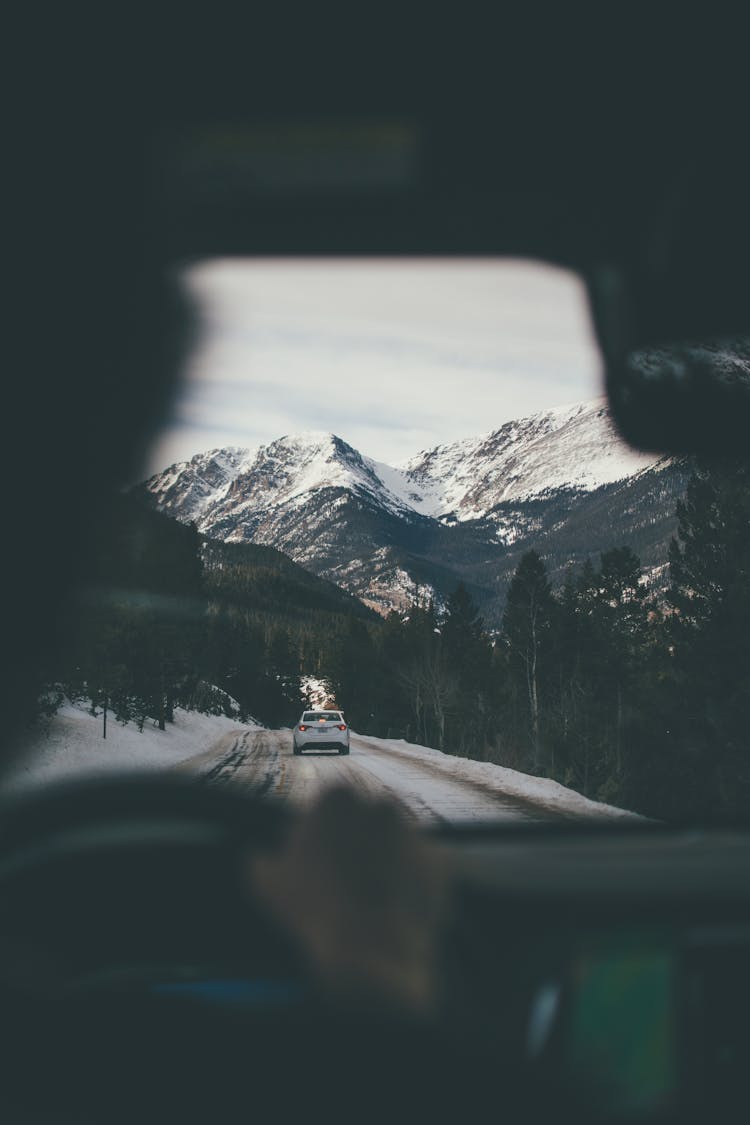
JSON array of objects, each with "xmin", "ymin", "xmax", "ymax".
[
  {"xmin": 548, "ymin": 548, "xmax": 651, "ymax": 801},
  {"xmin": 665, "ymin": 462, "xmax": 750, "ymax": 817},
  {"xmin": 487, "ymin": 464, "xmax": 750, "ymax": 821},
  {"xmin": 495, "ymin": 546, "xmax": 654, "ymax": 803},
  {"xmin": 321, "ymin": 587, "xmax": 495, "ymax": 757},
  {"xmin": 396, "ymin": 601, "xmax": 452, "ymax": 750},
  {"xmin": 325, "ymin": 617, "xmax": 377, "ymax": 731},
  {"xmin": 442, "ymin": 584, "xmax": 494, "ymax": 758},
  {"xmin": 501, "ymin": 551, "xmax": 555, "ymax": 771},
  {"xmin": 264, "ymin": 628, "xmax": 303, "ymax": 726},
  {"xmin": 46, "ymin": 497, "xmax": 348, "ymax": 733}
]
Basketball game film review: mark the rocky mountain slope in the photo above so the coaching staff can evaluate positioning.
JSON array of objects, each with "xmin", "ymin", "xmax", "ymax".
[{"xmin": 139, "ymin": 399, "xmax": 687, "ymax": 624}]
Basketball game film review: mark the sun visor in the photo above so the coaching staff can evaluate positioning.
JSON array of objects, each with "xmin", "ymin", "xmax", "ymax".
[{"xmin": 153, "ymin": 118, "xmax": 423, "ymax": 253}]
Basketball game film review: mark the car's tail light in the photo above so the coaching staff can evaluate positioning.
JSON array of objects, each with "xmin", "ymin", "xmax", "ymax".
[
  {"xmin": 338, "ymin": 724, "xmax": 347, "ymax": 731},
  {"xmin": 298, "ymin": 724, "xmax": 307, "ymax": 731}
]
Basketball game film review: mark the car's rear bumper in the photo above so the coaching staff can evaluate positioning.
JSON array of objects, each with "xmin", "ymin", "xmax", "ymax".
[{"xmin": 295, "ymin": 739, "xmax": 349, "ymax": 752}]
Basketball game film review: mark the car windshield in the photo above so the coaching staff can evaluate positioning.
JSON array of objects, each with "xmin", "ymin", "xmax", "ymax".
[{"xmin": 3, "ymin": 259, "xmax": 747, "ymax": 830}]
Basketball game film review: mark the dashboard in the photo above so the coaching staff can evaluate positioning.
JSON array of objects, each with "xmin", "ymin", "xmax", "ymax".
[
  {"xmin": 0, "ymin": 781, "xmax": 749, "ymax": 1123},
  {"xmin": 440, "ymin": 824, "xmax": 750, "ymax": 1122}
]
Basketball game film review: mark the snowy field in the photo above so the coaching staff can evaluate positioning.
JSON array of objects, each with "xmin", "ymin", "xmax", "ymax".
[{"xmin": 0, "ymin": 701, "xmax": 251, "ymax": 794}]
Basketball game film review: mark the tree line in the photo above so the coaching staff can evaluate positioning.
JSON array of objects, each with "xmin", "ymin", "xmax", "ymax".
[
  {"xmin": 45, "ymin": 495, "xmax": 371, "ymax": 734},
  {"xmin": 321, "ymin": 460, "xmax": 750, "ymax": 823}
]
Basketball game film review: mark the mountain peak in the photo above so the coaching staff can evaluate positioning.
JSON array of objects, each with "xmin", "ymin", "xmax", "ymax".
[
  {"xmin": 271, "ymin": 431, "xmax": 341, "ymax": 452},
  {"xmin": 401, "ymin": 396, "xmax": 655, "ymax": 519},
  {"xmin": 145, "ymin": 396, "xmax": 661, "ymax": 532},
  {"xmin": 140, "ymin": 397, "xmax": 679, "ymax": 621}
]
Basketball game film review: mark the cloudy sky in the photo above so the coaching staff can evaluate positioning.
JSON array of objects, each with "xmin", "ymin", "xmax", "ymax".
[{"xmin": 145, "ymin": 258, "xmax": 604, "ymax": 475}]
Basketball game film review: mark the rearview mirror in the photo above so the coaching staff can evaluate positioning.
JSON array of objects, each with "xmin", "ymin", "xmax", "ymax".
[
  {"xmin": 586, "ymin": 144, "xmax": 750, "ymax": 457},
  {"xmin": 606, "ymin": 336, "xmax": 750, "ymax": 456}
]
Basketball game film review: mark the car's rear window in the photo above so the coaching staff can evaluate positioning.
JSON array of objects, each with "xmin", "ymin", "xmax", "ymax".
[{"xmin": 303, "ymin": 712, "xmax": 342, "ymax": 722}]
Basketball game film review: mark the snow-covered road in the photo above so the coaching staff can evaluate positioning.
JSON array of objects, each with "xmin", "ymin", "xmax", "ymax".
[
  {"xmin": 177, "ymin": 729, "xmax": 588, "ymax": 824},
  {"xmin": 3, "ymin": 704, "xmax": 640, "ymax": 822}
]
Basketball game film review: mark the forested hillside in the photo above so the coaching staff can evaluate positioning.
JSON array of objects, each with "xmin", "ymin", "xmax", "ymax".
[{"xmin": 46, "ymin": 495, "xmax": 377, "ymax": 731}]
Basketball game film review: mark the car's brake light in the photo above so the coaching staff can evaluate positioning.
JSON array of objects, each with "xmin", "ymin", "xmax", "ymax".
[
  {"xmin": 298, "ymin": 724, "xmax": 307, "ymax": 731},
  {"xmin": 338, "ymin": 724, "xmax": 347, "ymax": 731}
]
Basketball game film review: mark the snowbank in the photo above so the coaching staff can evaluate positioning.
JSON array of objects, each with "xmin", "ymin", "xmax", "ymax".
[
  {"xmin": 0, "ymin": 707, "xmax": 644, "ymax": 822},
  {"xmin": 0, "ymin": 700, "xmax": 253, "ymax": 794},
  {"xmin": 354, "ymin": 735, "xmax": 645, "ymax": 821}
]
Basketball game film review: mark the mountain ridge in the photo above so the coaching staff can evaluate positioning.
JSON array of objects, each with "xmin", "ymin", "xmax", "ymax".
[{"xmin": 139, "ymin": 399, "xmax": 685, "ymax": 622}]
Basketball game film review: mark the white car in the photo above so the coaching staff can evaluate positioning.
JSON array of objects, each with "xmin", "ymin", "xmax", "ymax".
[{"xmin": 293, "ymin": 710, "xmax": 350, "ymax": 755}]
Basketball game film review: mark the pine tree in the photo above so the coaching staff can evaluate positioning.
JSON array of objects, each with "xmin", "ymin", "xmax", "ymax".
[
  {"xmin": 265, "ymin": 628, "xmax": 302, "ymax": 726},
  {"xmin": 595, "ymin": 547, "xmax": 650, "ymax": 785},
  {"xmin": 442, "ymin": 583, "xmax": 494, "ymax": 758},
  {"xmin": 395, "ymin": 601, "xmax": 452, "ymax": 749},
  {"xmin": 547, "ymin": 566, "xmax": 593, "ymax": 790},
  {"xmin": 502, "ymin": 551, "xmax": 555, "ymax": 770},
  {"xmin": 326, "ymin": 617, "xmax": 377, "ymax": 731},
  {"xmin": 667, "ymin": 461, "xmax": 750, "ymax": 816}
]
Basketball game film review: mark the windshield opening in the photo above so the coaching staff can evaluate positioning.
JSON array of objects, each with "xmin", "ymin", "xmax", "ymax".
[{"xmin": 5, "ymin": 258, "xmax": 747, "ymax": 829}]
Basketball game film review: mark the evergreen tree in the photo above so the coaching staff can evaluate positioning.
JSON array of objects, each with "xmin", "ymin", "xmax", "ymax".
[
  {"xmin": 442, "ymin": 583, "xmax": 494, "ymax": 758},
  {"xmin": 546, "ymin": 566, "xmax": 594, "ymax": 790},
  {"xmin": 264, "ymin": 628, "xmax": 303, "ymax": 726},
  {"xmin": 326, "ymin": 617, "xmax": 377, "ymax": 731},
  {"xmin": 666, "ymin": 462, "xmax": 750, "ymax": 816},
  {"xmin": 375, "ymin": 611, "xmax": 414, "ymax": 739},
  {"xmin": 502, "ymin": 551, "xmax": 555, "ymax": 771},
  {"xmin": 594, "ymin": 547, "xmax": 650, "ymax": 791},
  {"xmin": 396, "ymin": 602, "xmax": 452, "ymax": 749}
]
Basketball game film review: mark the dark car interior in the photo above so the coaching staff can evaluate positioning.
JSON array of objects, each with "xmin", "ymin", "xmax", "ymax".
[{"xmin": 4, "ymin": 12, "xmax": 750, "ymax": 1124}]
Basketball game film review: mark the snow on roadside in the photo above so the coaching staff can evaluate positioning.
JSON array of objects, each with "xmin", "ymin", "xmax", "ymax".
[
  {"xmin": 0, "ymin": 700, "xmax": 254, "ymax": 794},
  {"xmin": 0, "ymin": 705, "xmax": 645, "ymax": 821},
  {"xmin": 354, "ymin": 734, "xmax": 645, "ymax": 820}
]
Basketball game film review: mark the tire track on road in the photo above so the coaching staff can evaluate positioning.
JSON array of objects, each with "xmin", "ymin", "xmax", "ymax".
[
  {"xmin": 173, "ymin": 729, "xmax": 561, "ymax": 825},
  {"xmin": 201, "ymin": 733, "xmax": 250, "ymax": 786},
  {"xmin": 201, "ymin": 730, "xmax": 282, "ymax": 798}
]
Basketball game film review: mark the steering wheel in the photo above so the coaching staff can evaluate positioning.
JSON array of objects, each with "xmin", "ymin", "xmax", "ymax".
[
  {"xmin": 0, "ymin": 774, "xmax": 326, "ymax": 1121},
  {"xmin": 0, "ymin": 774, "xmax": 540, "ymax": 1125},
  {"xmin": 0, "ymin": 773, "xmax": 300, "ymax": 985}
]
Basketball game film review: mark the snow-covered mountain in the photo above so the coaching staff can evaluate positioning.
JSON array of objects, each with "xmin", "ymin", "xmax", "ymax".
[
  {"xmin": 399, "ymin": 399, "xmax": 656, "ymax": 527},
  {"xmin": 145, "ymin": 432, "xmax": 432, "ymax": 612},
  {"xmin": 146, "ymin": 400, "xmax": 656, "ymax": 532},
  {"xmin": 140, "ymin": 399, "xmax": 685, "ymax": 621},
  {"xmin": 149, "ymin": 432, "xmax": 416, "ymax": 530}
]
